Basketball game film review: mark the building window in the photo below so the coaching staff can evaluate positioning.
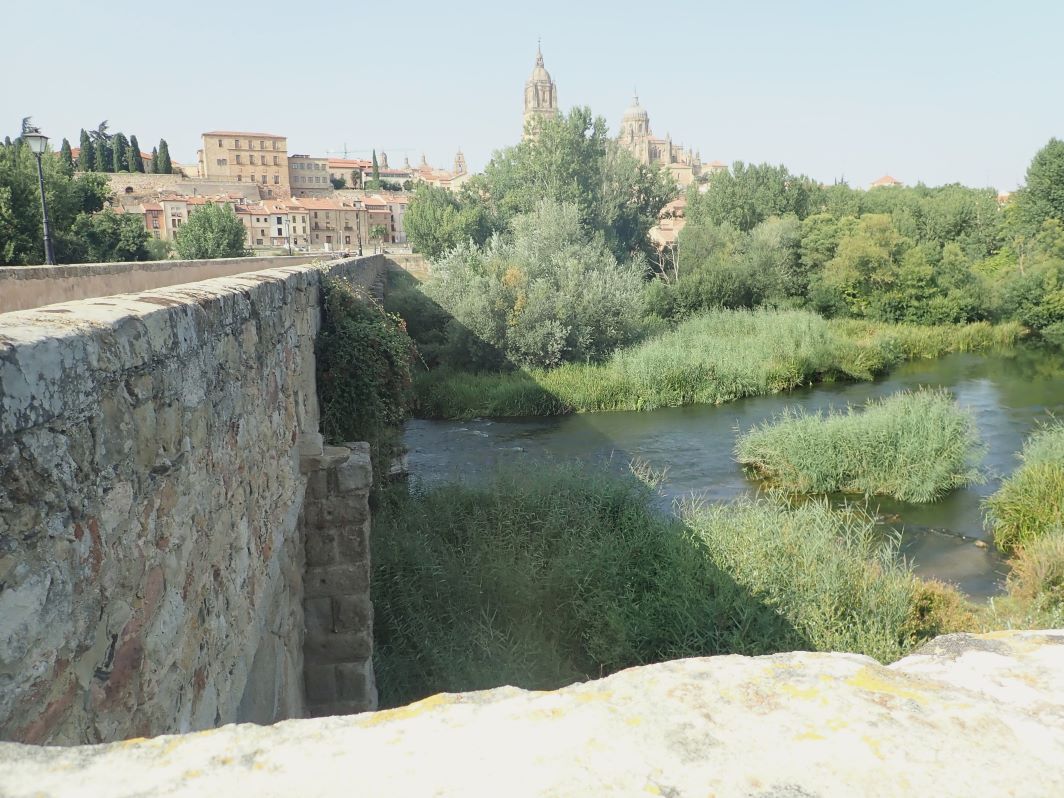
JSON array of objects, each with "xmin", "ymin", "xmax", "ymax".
[
  {"xmin": 276, "ymin": 216, "xmax": 282, "ymax": 224},
  {"xmin": 235, "ymin": 139, "xmax": 240, "ymax": 148},
  {"xmin": 260, "ymin": 140, "xmax": 265, "ymax": 149},
  {"xmin": 218, "ymin": 138, "xmax": 223, "ymax": 147},
  {"xmin": 236, "ymin": 154, "xmax": 242, "ymax": 164},
  {"xmin": 273, "ymin": 174, "xmax": 279, "ymax": 184},
  {"xmin": 273, "ymin": 156, "xmax": 279, "ymax": 166},
  {"xmin": 256, "ymin": 239, "xmax": 263, "ymax": 245},
  {"xmin": 250, "ymin": 155, "xmax": 256, "ymax": 165},
  {"xmin": 277, "ymin": 228, "xmax": 283, "ymax": 236},
  {"xmin": 250, "ymin": 174, "xmax": 256, "ymax": 182},
  {"xmin": 261, "ymin": 175, "xmax": 267, "ymax": 184},
  {"xmin": 237, "ymin": 175, "xmax": 242, "ymax": 182}
]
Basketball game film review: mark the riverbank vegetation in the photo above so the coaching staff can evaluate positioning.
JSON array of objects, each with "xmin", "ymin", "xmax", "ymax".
[
  {"xmin": 411, "ymin": 310, "xmax": 1021, "ymax": 418},
  {"xmin": 373, "ymin": 455, "xmax": 1064, "ymax": 708},
  {"xmin": 394, "ymin": 129, "xmax": 1063, "ymax": 420},
  {"xmin": 735, "ymin": 389, "xmax": 983, "ymax": 503},
  {"xmin": 985, "ymin": 422, "xmax": 1064, "ymax": 551},
  {"xmin": 372, "ymin": 465, "xmax": 936, "ymax": 708}
]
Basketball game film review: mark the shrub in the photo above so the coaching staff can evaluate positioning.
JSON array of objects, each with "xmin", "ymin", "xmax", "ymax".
[
  {"xmin": 173, "ymin": 202, "xmax": 247, "ymax": 259},
  {"xmin": 317, "ymin": 276, "xmax": 414, "ymax": 446},
  {"xmin": 735, "ymin": 388, "xmax": 984, "ymax": 503},
  {"xmin": 986, "ymin": 422, "xmax": 1064, "ymax": 551},
  {"xmin": 1006, "ymin": 534, "xmax": 1064, "ymax": 612}
]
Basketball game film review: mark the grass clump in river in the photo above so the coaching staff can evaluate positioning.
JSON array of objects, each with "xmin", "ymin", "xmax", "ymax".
[
  {"xmin": 735, "ymin": 388, "xmax": 984, "ymax": 503},
  {"xmin": 413, "ymin": 309, "xmax": 1022, "ymax": 419},
  {"xmin": 985, "ymin": 421, "xmax": 1064, "ymax": 552},
  {"xmin": 372, "ymin": 464, "xmax": 942, "ymax": 708}
]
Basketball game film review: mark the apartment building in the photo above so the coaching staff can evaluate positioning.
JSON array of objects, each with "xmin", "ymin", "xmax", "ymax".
[
  {"xmin": 198, "ymin": 131, "xmax": 290, "ymax": 196},
  {"xmin": 288, "ymin": 155, "xmax": 332, "ymax": 196}
]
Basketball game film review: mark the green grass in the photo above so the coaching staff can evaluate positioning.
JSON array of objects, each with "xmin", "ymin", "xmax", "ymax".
[
  {"xmin": 985, "ymin": 422, "xmax": 1064, "ymax": 551},
  {"xmin": 735, "ymin": 389, "xmax": 984, "ymax": 503},
  {"xmin": 372, "ymin": 464, "xmax": 938, "ymax": 708},
  {"xmin": 413, "ymin": 309, "xmax": 1022, "ymax": 419}
]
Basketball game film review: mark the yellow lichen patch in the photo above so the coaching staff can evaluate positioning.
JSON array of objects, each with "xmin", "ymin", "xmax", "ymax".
[
  {"xmin": 862, "ymin": 735, "xmax": 885, "ymax": 760},
  {"xmin": 794, "ymin": 727, "xmax": 826, "ymax": 742},
  {"xmin": 574, "ymin": 690, "xmax": 613, "ymax": 704},
  {"xmin": 846, "ymin": 667, "xmax": 928, "ymax": 704},
  {"xmin": 625, "ymin": 716, "xmax": 643, "ymax": 726},
  {"xmin": 644, "ymin": 783, "xmax": 662, "ymax": 795},
  {"xmin": 825, "ymin": 717, "xmax": 849, "ymax": 732},
  {"xmin": 119, "ymin": 737, "xmax": 148, "ymax": 747},
  {"xmin": 778, "ymin": 682, "xmax": 823, "ymax": 702},
  {"xmin": 356, "ymin": 693, "xmax": 457, "ymax": 727}
]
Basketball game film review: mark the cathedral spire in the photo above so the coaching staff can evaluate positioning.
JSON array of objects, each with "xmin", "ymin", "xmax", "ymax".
[{"xmin": 523, "ymin": 39, "xmax": 558, "ymax": 138}]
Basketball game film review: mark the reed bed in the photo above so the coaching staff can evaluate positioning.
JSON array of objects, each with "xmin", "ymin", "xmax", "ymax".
[
  {"xmin": 735, "ymin": 389, "xmax": 984, "ymax": 503},
  {"xmin": 986, "ymin": 422, "xmax": 1064, "ymax": 551},
  {"xmin": 371, "ymin": 464, "xmax": 936, "ymax": 708},
  {"xmin": 413, "ymin": 310, "xmax": 1021, "ymax": 419}
]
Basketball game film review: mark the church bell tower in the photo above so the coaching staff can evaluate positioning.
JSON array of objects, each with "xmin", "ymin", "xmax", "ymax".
[{"xmin": 523, "ymin": 41, "xmax": 558, "ymax": 138}]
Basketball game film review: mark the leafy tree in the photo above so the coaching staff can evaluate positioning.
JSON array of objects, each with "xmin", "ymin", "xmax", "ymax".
[
  {"xmin": 404, "ymin": 183, "xmax": 488, "ymax": 260},
  {"xmin": 424, "ymin": 199, "xmax": 646, "ymax": 369},
  {"xmin": 471, "ymin": 106, "xmax": 675, "ymax": 260},
  {"xmin": 0, "ymin": 136, "xmax": 112, "ymax": 264},
  {"xmin": 369, "ymin": 223, "xmax": 388, "ymax": 250},
  {"xmin": 129, "ymin": 135, "xmax": 144, "ymax": 173},
  {"xmin": 90, "ymin": 121, "xmax": 112, "ymax": 172},
  {"xmin": 78, "ymin": 129, "xmax": 95, "ymax": 172},
  {"xmin": 330, "ymin": 175, "xmax": 346, "ymax": 189},
  {"xmin": 111, "ymin": 133, "xmax": 129, "ymax": 172},
  {"xmin": 156, "ymin": 139, "xmax": 172, "ymax": 174},
  {"xmin": 58, "ymin": 139, "xmax": 74, "ymax": 175},
  {"xmin": 1016, "ymin": 138, "xmax": 1064, "ymax": 230},
  {"xmin": 68, "ymin": 209, "xmax": 151, "ymax": 262},
  {"xmin": 173, "ymin": 203, "xmax": 246, "ymax": 259},
  {"xmin": 688, "ymin": 162, "xmax": 823, "ymax": 232}
]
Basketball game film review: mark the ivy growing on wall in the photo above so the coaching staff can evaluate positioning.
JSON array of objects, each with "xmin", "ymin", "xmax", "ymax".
[{"xmin": 317, "ymin": 276, "xmax": 415, "ymax": 447}]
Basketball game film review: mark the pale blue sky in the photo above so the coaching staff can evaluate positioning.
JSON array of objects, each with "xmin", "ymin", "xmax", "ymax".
[{"xmin": 2, "ymin": 0, "xmax": 1061, "ymax": 190}]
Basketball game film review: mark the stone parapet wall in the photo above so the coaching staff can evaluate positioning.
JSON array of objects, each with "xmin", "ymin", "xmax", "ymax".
[
  {"xmin": 0, "ymin": 255, "xmax": 382, "ymax": 744},
  {"xmin": 2, "ymin": 630, "xmax": 1062, "ymax": 796},
  {"xmin": 0, "ymin": 255, "xmax": 329, "ymax": 314}
]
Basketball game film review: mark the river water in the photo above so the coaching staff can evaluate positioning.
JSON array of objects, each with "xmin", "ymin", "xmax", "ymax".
[{"xmin": 404, "ymin": 346, "xmax": 1064, "ymax": 598}]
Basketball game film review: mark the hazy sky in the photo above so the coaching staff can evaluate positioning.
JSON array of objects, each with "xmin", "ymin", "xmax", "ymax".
[{"xmin": 3, "ymin": 0, "xmax": 1061, "ymax": 190}]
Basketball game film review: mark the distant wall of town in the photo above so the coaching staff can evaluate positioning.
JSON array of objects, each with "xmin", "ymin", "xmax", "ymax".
[
  {"xmin": 0, "ymin": 255, "xmax": 330, "ymax": 314},
  {"xmin": 0, "ymin": 256, "xmax": 384, "ymax": 744},
  {"xmin": 105, "ymin": 173, "xmax": 256, "ymax": 200}
]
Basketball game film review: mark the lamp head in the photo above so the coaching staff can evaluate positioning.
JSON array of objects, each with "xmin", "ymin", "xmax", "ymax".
[{"xmin": 22, "ymin": 123, "xmax": 48, "ymax": 155}]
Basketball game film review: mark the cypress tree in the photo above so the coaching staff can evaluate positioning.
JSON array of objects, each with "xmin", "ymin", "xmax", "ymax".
[
  {"xmin": 112, "ymin": 133, "xmax": 129, "ymax": 172},
  {"xmin": 157, "ymin": 139, "xmax": 172, "ymax": 174},
  {"xmin": 129, "ymin": 135, "xmax": 144, "ymax": 172},
  {"xmin": 372, "ymin": 149, "xmax": 380, "ymax": 182},
  {"xmin": 79, "ymin": 129, "xmax": 95, "ymax": 171},
  {"xmin": 96, "ymin": 138, "xmax": 112, "ymax": 172},
  {"xmin": 149, "ymin": 146, "xmax": 158, "ymax": 174},
  {"xmin": 59, "ymin": 138, "xmax": 74, "ymax": 173},
  {"xmin": 3, "ymin": 136, "xmax": 11, "ymax": 147}
]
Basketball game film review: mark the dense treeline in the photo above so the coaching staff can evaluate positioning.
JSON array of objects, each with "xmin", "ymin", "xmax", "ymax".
[
  {"xmin": 0, "ymin": 135, "xmax": 152, "ymax": 265},
  {"xmin": 655, "ymin": 138, "xmax": 1064, "ymax": 343},
  {"xmin": 72, "ymin": 121, "xmax": 173, "ymax": 174}
]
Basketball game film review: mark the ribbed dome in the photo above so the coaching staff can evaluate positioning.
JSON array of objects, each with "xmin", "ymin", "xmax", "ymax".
[
  {"xmin": 529, "ymin": 46, "xmax": 552, "ymax": 83},
  {"xmin": 623, "ymin": 95, "xmax": 649, "ymax": 122}
]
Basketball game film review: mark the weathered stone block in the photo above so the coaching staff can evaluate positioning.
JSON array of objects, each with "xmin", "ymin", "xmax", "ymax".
[
  {"xmin": 303, "ymin": 597, "xmax": 333, "ymax": 635},
  {"xmin": 336, "ymin": 447, "xmax": 372, "ymax": 493},
  {"xmin": 304, "ymin": 565, "xmax": 368, "ymax": 599},
  {"xmin": 304, "ymin": 527, "xmax": 337, "ymax": 567},
  {"xmin": 304, "ymin": 631, "xmax": 371, "ymax": 664},
  {"xmin": 336, "ymin": 520, "xmax": 370, "ymax": 565},
  {"xmin": 303, "ymin": 665, "xmax": 338, "ymax": 704},
  {"xmin": 334, "ymin": 660, "xmax": 375, "ymax": 706},
  {"xmin": 331, "ymin": 595, "xmax": 371, "ymax": 634}
]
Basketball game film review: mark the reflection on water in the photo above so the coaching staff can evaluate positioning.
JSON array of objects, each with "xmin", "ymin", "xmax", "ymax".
[{"xmin": 404, "ymin": 345, "xmax": 1064, "ymax": 599}]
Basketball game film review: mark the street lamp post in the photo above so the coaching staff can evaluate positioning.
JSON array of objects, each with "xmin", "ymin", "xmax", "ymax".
[{"xmin": 21, "ymin": 121, "xmax": 57, "ymax": 265}]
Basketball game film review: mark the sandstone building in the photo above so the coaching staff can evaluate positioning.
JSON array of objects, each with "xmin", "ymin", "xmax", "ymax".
[
  {"xmin": 618, "ymin": 95, "xmax": 704, "ymax": 187},
  {"xmin": 523, "ymin": 43, "xmax": 558, "ymax": 137},
  {"xmin": 198, "ymin": 131, "xmax": 290, "ymax": 196}
]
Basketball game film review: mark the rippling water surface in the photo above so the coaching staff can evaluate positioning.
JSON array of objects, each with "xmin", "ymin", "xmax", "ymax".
[{"xmin": 404, "ymin": 346, "xmax": 1064, "ymax": 598}]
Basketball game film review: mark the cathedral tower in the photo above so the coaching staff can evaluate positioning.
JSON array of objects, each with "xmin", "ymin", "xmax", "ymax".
[{"xmin": 523, "ymin": 42, "xmax": 558, "ymax": 137}]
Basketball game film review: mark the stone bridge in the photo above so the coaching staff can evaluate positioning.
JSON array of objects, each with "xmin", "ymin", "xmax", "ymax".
[{"xmin": 0, "ymin": 254, "xmax": 390, "ymax": 744}]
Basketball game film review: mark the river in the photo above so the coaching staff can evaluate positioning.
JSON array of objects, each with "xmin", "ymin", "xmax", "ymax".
[{"xmin": 403, "ymin": 346, "xmax": 1064, "ymax": 598}]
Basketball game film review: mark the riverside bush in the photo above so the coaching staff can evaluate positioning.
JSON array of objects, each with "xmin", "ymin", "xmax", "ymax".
[
  {"xmin": 735, "ymin": 389, "xmax": 984, "ymax": 503},
  {"xmin": 413, "ymin": 309, "xmax": 1021, "ymax": 419},
  {"xmin": 372, "ymin": 465, "xmax": 936, "ymax": 708},
  {"xmin": 317, "ymin": 277, "xmax": 415, "ymax": 446},
  {"xmin": 986, "ymin": 422, "xmax": 1064, "ymax": 551}
]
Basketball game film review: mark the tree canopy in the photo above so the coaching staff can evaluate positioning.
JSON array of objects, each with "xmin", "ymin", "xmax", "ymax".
[{"xmin": 173, "ymin": 203, "xmax": 246, "ymax": 259}]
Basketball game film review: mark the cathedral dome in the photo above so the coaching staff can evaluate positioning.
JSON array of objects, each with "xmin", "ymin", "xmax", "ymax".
[
  {"xmin": 529, "ymin": 46, "xmax": 552, "ymax": 83},
  {"xmin": 623, "ymin": 95, "xmax": 649, "ymax": 123}
]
